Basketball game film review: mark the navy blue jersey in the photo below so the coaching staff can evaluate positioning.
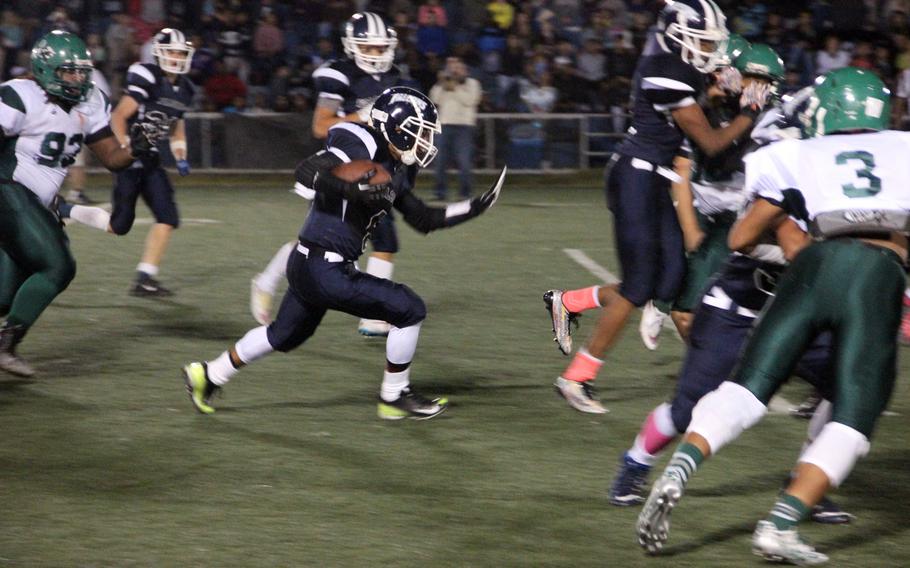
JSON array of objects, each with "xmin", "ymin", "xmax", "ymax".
[
  {"xmin": 615, "ymin": 52, "xmax": 705, "ymax": 166},
  {"xmin": 298, "ymin": 122, "xmax": 419, "ymax": 259},
  {"xmin": 312, "ymin": 59, "xmax": 402, "ymax": 117},
  {"xmin": 124, "ymin": 62, "xmax": 195, "ymax": 158},
  {"xmin": 714, "ymin": 254, "xmax": 784, "ymax": 312}
]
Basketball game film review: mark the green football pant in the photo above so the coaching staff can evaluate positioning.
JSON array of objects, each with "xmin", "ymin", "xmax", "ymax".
[
  {"xmin": 733, "ymin": 239, "xmax": 905, "ymax": 437},
  {"xmin": 0, "ymin": 182, "xmax": 76, "ymax": 329}
]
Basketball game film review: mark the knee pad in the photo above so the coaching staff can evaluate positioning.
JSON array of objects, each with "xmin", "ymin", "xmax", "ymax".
[
  {"xmin": 108, "ymin": 212, "xmax": 135, "ymax": 235},
  {"xmin": 799, "ymin": 422, "xmax": 869, "ymax": 487},
  {"xmin": 688, "ymin": 382, "xmax": 767, "ymax": 455},
  {"xmin": 386, "ymin": 323, "xmax": 422, "ymax": 365}
]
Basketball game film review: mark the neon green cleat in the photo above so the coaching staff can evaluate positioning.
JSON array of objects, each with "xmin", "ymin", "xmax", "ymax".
[
  {"xmin": 183, "ymin": 361, "xmax": 219, "ymax": 414},
  {"xmin": 377, "ymin": 387, "xmax": 448, "ymax": 420}
]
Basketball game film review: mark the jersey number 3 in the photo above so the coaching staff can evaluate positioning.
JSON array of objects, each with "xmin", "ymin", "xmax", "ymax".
[
  {"xmin": 835, "ymin": 150, "xmax": 881, "ymax": 198},
  {"xmin": 37, "ymin": 132, "xmax": 84, "ymax": 168}
]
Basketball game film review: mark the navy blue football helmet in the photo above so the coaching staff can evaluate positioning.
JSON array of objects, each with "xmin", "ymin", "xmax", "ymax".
[
  {"xmin": 342, "ymin": 12, "xmax": 398, "ymax": 74},
  {"xmin": 370, "ymin": 87, "xmax": 441, "ymax": 167},
  {"xmin": 656, "ymin": 0, "xmax": 729, "ymax": 73}
]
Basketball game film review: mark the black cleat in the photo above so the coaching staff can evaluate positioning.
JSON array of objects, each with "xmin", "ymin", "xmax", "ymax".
[
  {"xmin": 377, "ymin": 387, "xmax": 449, "ymax": 420},
  {"xmin": 130, "ymin": 278, "xmax": 174, "ymax": 297}
]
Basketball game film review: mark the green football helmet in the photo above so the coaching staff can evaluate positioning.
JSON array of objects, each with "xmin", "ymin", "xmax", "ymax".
[
  {"xmin": 30, "ymin": 30, "xmax": 94, "ymax": 103},
  {"xmin": 734, "ymin": 43, "xmax": 784, "ymax": 83},
  {"xmin": 724, "ymin": 33, "xmax": 751, "ymax": 64},
  {"xmin": 802, "ymin": 67, "xmax": 891, "ymax": 137}
]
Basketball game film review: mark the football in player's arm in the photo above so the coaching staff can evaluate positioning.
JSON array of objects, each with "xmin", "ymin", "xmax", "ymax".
[
  {"xmin": 184, "ymin": 87, "xmax": 504, "ymax": 420},
  {"xmin": 0, "ymin": 31, "xmax": 158, "ymax": 377}
]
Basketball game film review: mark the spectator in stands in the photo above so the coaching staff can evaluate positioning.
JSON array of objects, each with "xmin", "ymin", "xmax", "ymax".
[
  {"xmin": 816, "ymin": 34, "xmax": 851, "ymax": 75},
  {"xmin": 417, "ymin": 11, "xmax": 449, "ymax": 56},
  {"xmin": 252, "ymin": 12, "xmax": 285, "ymax": 70},
  {"xmin": 851, "ymin": 39, "xmax": 875, "ymax": 69},
  {"xmin": 779, "ymin": 67, "xmax": 804, "ymax": 96},
  {"xmin": 205, "ymin": 58, "xmax": 248, "ymax": 111},
  {"xmin": 189, "ymin": 34, "xmax": 218, "ymax": 84},
  {"xmin": 875, "ymin": 41, "xmax": 895, "ymax": 81},
  {"xmin": 497, "ymin": 34, "xmax": 526, "ymax": 110},
  {"xmin": 419, "ymin": 0, "xmax": 448, "ymax": 28},
  {"xmin": 217, "ymin": 8, "xmax": 252, "ymax": 83},
  {"xmin": 577, "ymin": 38, "xmax": 607, "ymax": 111},
  {"xmin": 735, "ymin": 0, "xmax": 767, "ymax": 40},
  {"xmin": 520, "ymin": 70, "xmax": 557, "ymax": 114},
  {"xmin": 552, "ymin": 56, "xmax": 586, "ymax": 112},
  {"xmin": 487, "ymin": 0, "xmax": 515, "ymax": 31},
  {"xmin": 430, "ymin": 56, "xmax": 482, "ymax": 200}
]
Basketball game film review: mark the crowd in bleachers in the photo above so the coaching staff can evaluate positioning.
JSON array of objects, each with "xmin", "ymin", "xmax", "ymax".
[{"xmin": 3, "ymin": 1, "xmax": 910, "ymax": 123}]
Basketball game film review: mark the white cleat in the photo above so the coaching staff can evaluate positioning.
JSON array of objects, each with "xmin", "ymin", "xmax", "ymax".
[
  {"xmin": 639, "ymin": 301, "xmax": 667, "ymax": 351},
  {"xmin": 554, "ymin": 377, "xmax": 607, "ymax": 414},
  {"xmin": 250, "ymin": 275, "xmax": 274, "ymax": 325},
  {"xmin": 637, "ymin": 474, "xmax": 684, "ymax": 555},
  {"xmin": 544, "ymin": 289, "xmax": 576, "ymax": 355},
  {"xmin": 358, "ymin": 319, "xmax": 391, "ymax": 337},
  {"xmin": 752, "ymin": 520, "xmax": 829, "ymax": 566}
]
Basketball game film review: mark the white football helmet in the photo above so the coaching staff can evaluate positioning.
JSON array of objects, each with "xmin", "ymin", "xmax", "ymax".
[
  {"xmin": 341, "ymin": 12, "xmax": 398, "ymax": 74},
  {"xmin": 152, "ymin": 28, "xmax": 195, "ymax": 75},
  {"xmin": 656, "ymin": 0, "xmax": 729, "ymax": 73}
]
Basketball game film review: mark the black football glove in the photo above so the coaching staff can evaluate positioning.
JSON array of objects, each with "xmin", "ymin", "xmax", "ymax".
[
  {"xmin": 356, "ymin": 169, "xmax": 396, "ymax": 210},
  {"xmin": 469, "ymin": 166, "xmax": 507, "ymax": 215},
  {"xmin": 128, "ymin": 121, "xmax": 160, "ymax": 161}
]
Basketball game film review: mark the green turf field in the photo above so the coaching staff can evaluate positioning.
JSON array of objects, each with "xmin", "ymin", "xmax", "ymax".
[{"xmin": 1, "ymin": 173, "xmax": 908, "ymax": 567}]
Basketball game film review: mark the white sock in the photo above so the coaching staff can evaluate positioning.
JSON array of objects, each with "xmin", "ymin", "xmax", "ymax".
[
  {"xmin": 207, "ymin": 351, "xmax": 239, "ymax": 385},
  {"xmin": 235, "ymin": 326, "xmax": 274, "ymax": 362},
  {"xmin": 137, "ymin": 262, "xmax": 158, "ymax": 277},
  {"xmin": 386, "ymin": 324, "xmax": 421, "ymax": 363},
  {"xmin": 70, "ymin": 205, "xmax": 111, "ymax": 231},
  {"xmin": 365, "ymin": 256, "xmax": 394, "ymax": 280},
  {"xmin": 381, "ymin": 369, "xmax": 410, "ymax": 402},
  {"xmin": 256, "ymin": 241, "xmax": 294, "ymax": 294}
]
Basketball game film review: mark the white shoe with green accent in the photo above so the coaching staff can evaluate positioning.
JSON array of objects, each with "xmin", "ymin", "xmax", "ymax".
[
  {"xmin": 358, "ymin": 319, "xmax": 391, "ymax": 337},
  {"xmin": 183, "ymin": 362, "xmax": 220, "ymax": 415},
  {"xmin": 752, "ymin": 520, "xmax": 829, "ymax": 565}
]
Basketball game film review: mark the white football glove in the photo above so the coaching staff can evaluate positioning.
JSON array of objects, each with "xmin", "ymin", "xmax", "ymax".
[
  {"xmin": 356, "ymin": 104, "xmax": 373, "ymax": 125},
  {"xmin": 740, "ymin": 81, "xmax": 771, "ymax": 115},
  {"xmin": 716, "ymin": 66, "xmax": 742, "ymax": 95}
]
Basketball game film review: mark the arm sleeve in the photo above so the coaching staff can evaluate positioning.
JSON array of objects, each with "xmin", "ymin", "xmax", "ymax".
[
  {"xmin": 83, "ymin": 88, "xmax": 114, "ymax": 143},
  {"xmin": 743, "ymin": 143, "xmax": 795, "ymax": 205},
  {"xmin": 0, "ymin": 84, "xmax": 26, "ymax": 137},
  {"xmin": 124, "ymin": 63, "xmax": 156, "ymax": 104},
  {"xmin": 640, "ymin": 58, "xmax": 700, "ymax": 110},
  {"xmin": 324, "ymin": 124, "xmax": 377, "ymax": 162},
  {"xmin": 313, "ymin": 63, "xmax": 350, "ymax": 105}
]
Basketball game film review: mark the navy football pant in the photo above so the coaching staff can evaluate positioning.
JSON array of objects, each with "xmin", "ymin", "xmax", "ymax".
[
  {"xmin": 110, "ymin": 166, "xmax": 180, "ymax": 234},
  {"xmin": 606, "ymin": 155, "xmax": 686, "ymax": 307},
  {"xmin": 369, "ymin": 213, "xmax": 398, "ymax": 254},
  {"xmin": 266, "ymin": 247, "xmax": 426, "ymax": 352},
  {"xmin": 670, "ymin": 298, "xmax": 834, "ymax": 433}
]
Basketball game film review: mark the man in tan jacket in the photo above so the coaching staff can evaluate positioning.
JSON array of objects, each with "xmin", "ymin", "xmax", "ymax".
[{"xmin": 430, "ymin": 56, "xmax": 482, "ymax": 200}]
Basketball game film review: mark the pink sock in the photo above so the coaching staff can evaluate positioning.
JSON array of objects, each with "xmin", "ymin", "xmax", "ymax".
[
  {"xmin": 562, "ymin": 348, "xmax": 603, "ymax": 383},
  {"xmin": 562, "ymin": 286, "xmax": 601, "ymax": 313},
  {"xmin": 628, "ymin": 403, "xmax": 679, "ymax": 466}
]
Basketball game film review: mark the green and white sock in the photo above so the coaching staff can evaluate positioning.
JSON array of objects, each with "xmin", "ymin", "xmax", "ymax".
[
  {"xmin": 664, "ymin": 442, "xmax": 705, "ymax": 487},
  {"xmin": 767, "ymin": 493, "xmax": 810, "ymax": 531}
]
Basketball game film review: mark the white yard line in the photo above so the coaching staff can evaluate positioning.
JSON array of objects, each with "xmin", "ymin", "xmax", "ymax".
[{"xmin": 562, "ymin": 248, "xmax": 620, "ymax": 284}]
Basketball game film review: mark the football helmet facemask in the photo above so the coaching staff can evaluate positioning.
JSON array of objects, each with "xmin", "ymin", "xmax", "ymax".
[
  {"xmin": 342, "ymin": 12, "xmax": 398, "ymax": 74},
  {"xmin": 370, "ymin": 87, "xmax": 442, "ymax": 167}
]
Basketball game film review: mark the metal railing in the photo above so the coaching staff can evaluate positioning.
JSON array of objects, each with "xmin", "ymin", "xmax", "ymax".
[{"xmin": 88, "ymin": 112, "xmax": 631, "ymax": 174}]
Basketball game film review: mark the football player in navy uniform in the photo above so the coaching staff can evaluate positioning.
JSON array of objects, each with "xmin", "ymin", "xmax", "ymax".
[
  {"xmin": 109, "ymin": 28, "xmax": 195, "ymax": 297},
  {"xmin": 542, "ymin": 0, "xmax": 771, "ymax": 414},
  {"xmin": 251, "ymin": 12, "xmax": 407, "ymax": 337},
  {"xmin": 184, "ymin": 87, "xmax": 505, "ymax": 420}
]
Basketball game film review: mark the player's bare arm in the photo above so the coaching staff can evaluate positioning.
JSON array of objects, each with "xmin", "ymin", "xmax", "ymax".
[
  {"xmin": 312, "ymin": 100, "xmax": 362, "ymax": 139},
  {"xmin": 110, "ymin": 94, "xmax": 140, "ymax": 146},
  {"xmin": 87, "ymin": 132, "xmax": 135, "ymax": 170},
  {"xmin": 728, "ymin": 197, "xmax": 787, "ymax": 252},
  {"xmin": 669, "ymin": 155, "xmax": 703, "ymax": 251},
  {"xmin": 672, "ymin": 103, "xmax": 754, "ymax": 157}
]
